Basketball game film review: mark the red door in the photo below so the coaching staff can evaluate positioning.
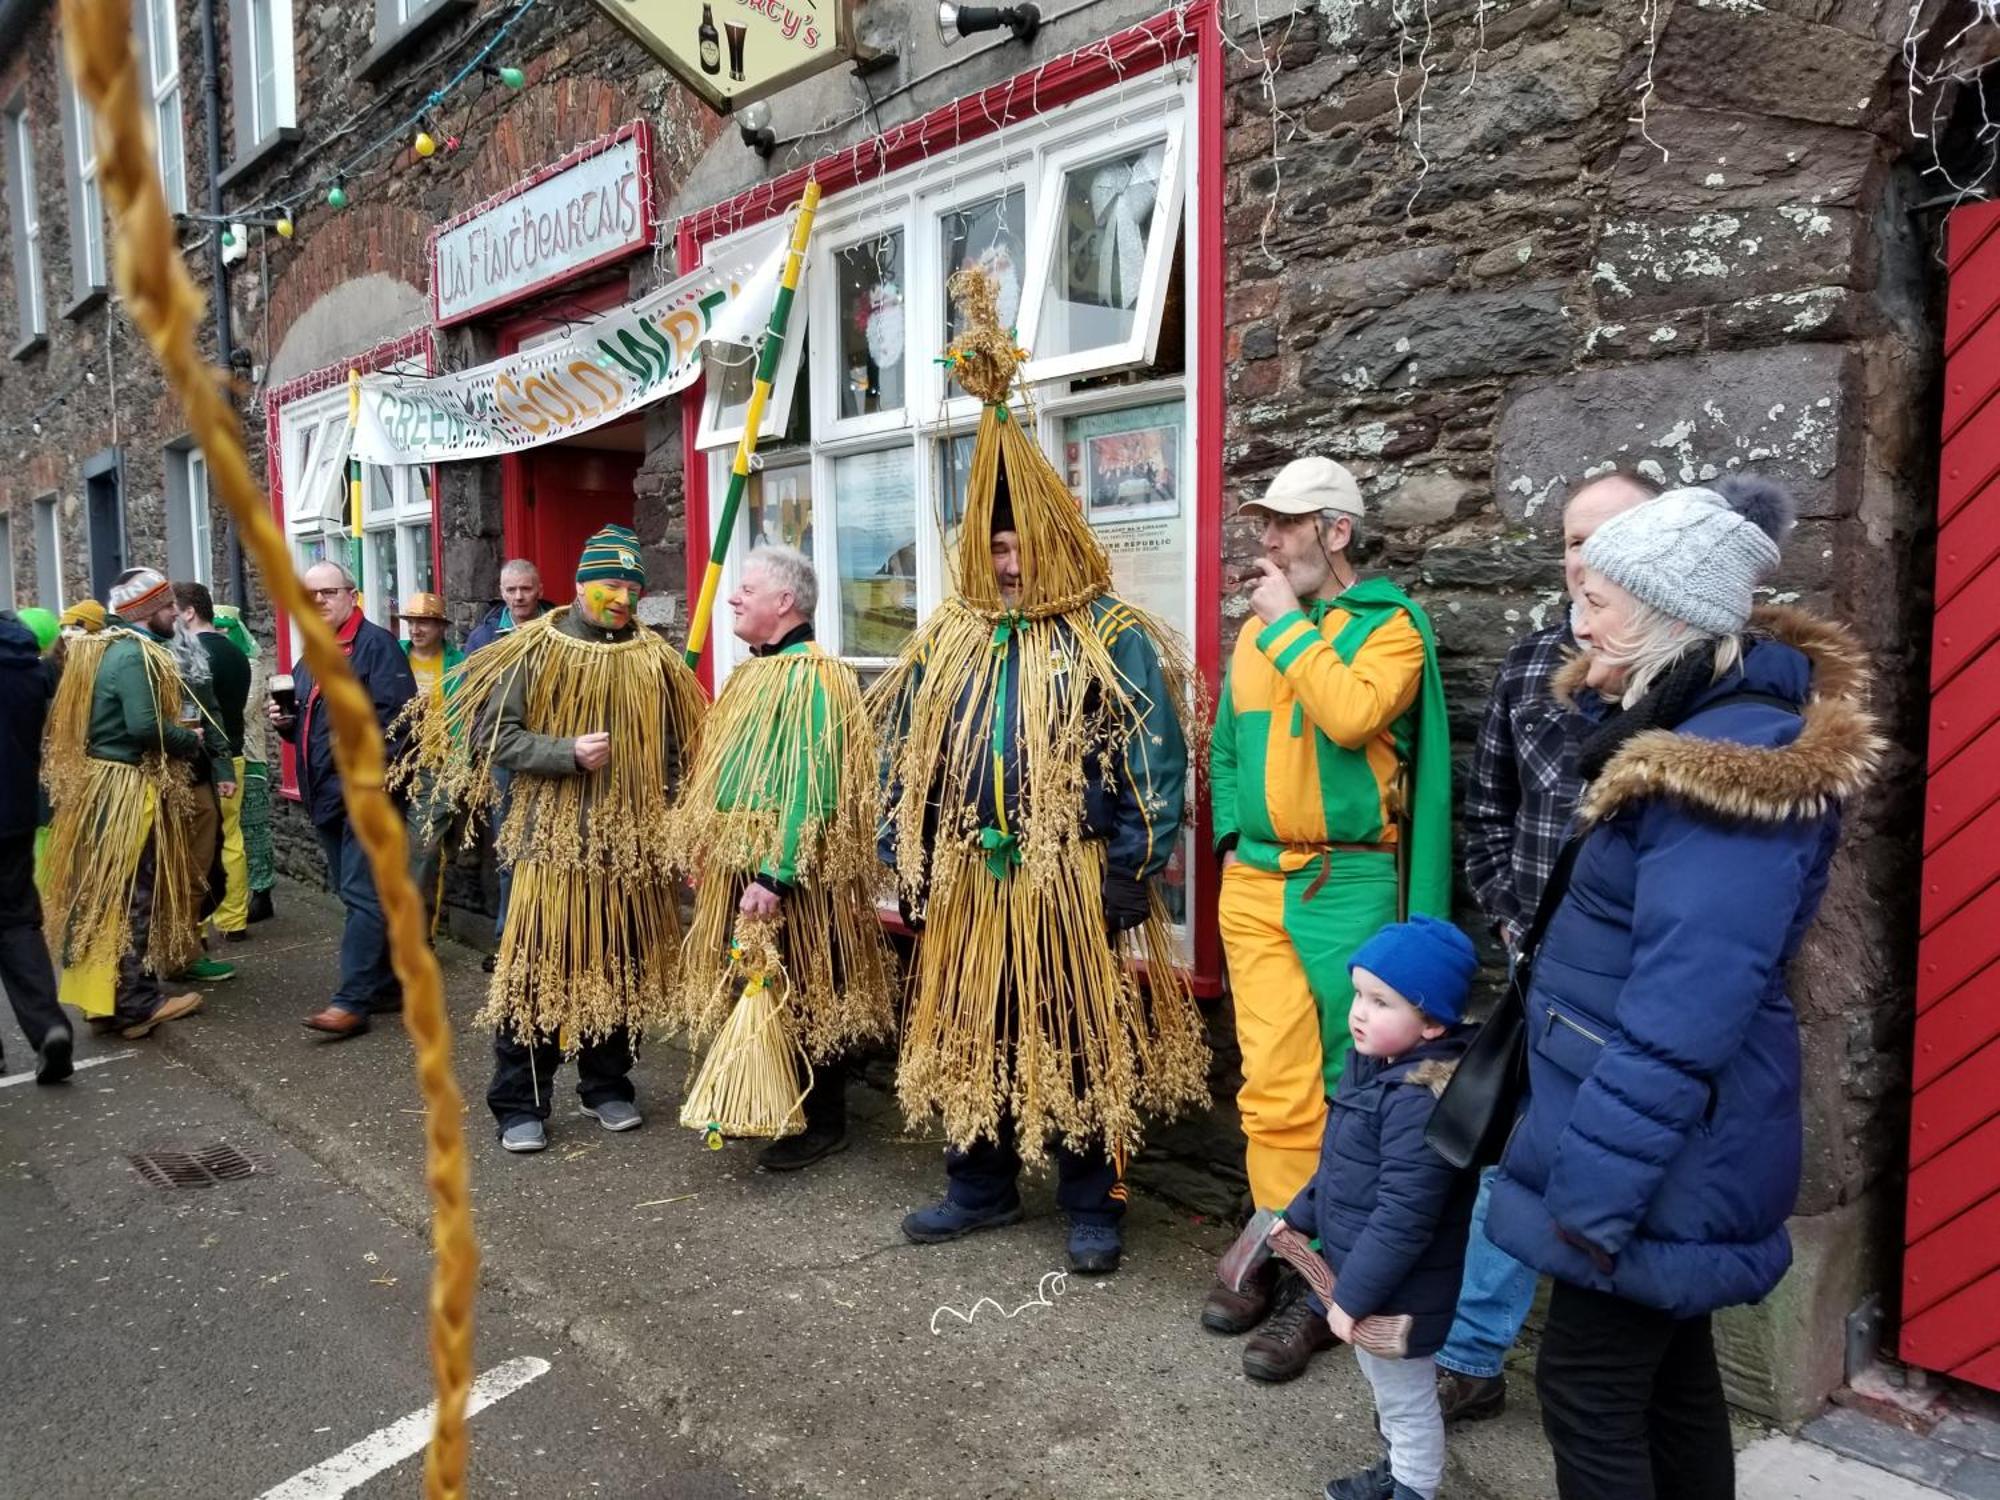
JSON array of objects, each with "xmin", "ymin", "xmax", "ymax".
[
  {"xmin": 1903, "ymin": 199, "xmax": 2000, "ymax": 1391},
  {"xmin": 507, "ymin": 444, "xmax": 640, "ymax": 583}
]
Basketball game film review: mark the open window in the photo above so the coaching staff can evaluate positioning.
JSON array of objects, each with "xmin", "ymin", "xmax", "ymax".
[
  {"xmin": 1018, "ymin": 116, "xmax": 1186, "ymax": 385},
  {"xmin": 695, "ymin": 309, "xmax": 812, "ymax": 452},
  {"xmin": 284, "ymin": 408, "xmax": 351, "ymax": 532}
]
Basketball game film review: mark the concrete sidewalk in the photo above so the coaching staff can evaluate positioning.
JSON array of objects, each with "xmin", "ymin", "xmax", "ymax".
[{"xmin": 143, "ymin": 881, "xmax": 1928, "ymax": 1500}]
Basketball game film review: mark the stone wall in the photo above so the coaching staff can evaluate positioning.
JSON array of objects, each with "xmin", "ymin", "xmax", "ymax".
[{"xmin": 1217, "ymin": 0, "xmax": 1935, "ymax": 1419}]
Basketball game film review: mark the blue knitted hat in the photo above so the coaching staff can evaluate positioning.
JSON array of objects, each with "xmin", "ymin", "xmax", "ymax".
[{"xmin": 1349, "ymin": 914, "xmax": 1479, "ymax": 1025}]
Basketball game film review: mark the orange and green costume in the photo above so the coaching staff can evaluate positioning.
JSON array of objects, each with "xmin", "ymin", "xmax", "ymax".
[{"xmin": 1211, "ymin": 576, "xmax": 1452, "ymax": 1209}]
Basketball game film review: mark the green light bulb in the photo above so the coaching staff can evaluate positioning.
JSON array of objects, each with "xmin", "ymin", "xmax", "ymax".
[
  {"xmin": 327, "ymin": 183, "xmax": 349, "ymax": 209},
  {"xmin": 498, "ymin": 65, "xmax": 526, "ymax": 89},
  {"xmin": 220, "ymin": 227, "xmax": 235, "ymax": 247}
]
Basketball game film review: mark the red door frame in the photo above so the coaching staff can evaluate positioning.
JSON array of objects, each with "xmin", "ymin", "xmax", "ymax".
[
  {"xmin": 263, "ymin": 327, "xmax": 439, "ymax": 797},
  {"xmin": 671, "ymin": 3, "xmax": 1226, "ymax": 994},
  {"xmin": 497, "ymin": 276, "xmax": 641, "ymax": 575}
]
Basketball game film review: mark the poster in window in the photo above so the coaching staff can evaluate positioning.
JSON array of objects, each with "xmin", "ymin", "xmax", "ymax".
[
  {"xmin": 833, "ymin": 448, "xmax": 916, "ymax": 657},
  {"xmin": 1065, "ymin": 400, "xmax": 1182, "ymax": 524},
  {"xmin": 835, "ymin": 231, "xmax": 905, "ymax": 419},
  {"xmin": 747, "ymin": 463, "xmax": 814, "ymax": 556},
  {"xmin": 942, "ymin": 188, "xmax": 1026, "ymax": 344}
]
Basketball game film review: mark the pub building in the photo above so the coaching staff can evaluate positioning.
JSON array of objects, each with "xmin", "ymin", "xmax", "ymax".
[{"xmin": 11, "ymin": 0, "xmax": 1943, "ymax": 1422}]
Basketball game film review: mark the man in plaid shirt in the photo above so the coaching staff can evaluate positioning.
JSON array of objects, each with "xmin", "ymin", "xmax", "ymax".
[{"xmin": 1437, "ymin": 470, "xmax": 1659, "ymax": 1423}]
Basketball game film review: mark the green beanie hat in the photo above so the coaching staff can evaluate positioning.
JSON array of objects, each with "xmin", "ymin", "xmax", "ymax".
[
  {"xmin": 212, "ymin": 604, "xmax": 258, "ymax": 660},
  {"xmin": 17, "ymin": 606, "xmax": 58, "ymax": 652},
  {"xmin": 575, "ymin": 523, "xmax": 646, "ymax": 588}
]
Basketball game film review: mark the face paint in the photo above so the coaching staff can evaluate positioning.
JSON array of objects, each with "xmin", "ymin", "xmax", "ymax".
[{"xmin": 582, "ymin": 581, "xmax": 634, "ymax": 628}]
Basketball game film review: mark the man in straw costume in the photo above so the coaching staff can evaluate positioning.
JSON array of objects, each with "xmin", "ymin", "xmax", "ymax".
[
  {"xmin": 663, "ymin": 544, "xmax": 895, "ymax": 1171},
  {"xmin": 875, "ymin": 270, "xmax": 1208, "ymax": 1275},
  {"xmin": 42, "ymin": 568, "xmax": 218, "ymax": 1037},
  {"xmin": 397, "ymin": 524, "xmax": 706, "ymax": 1155}
]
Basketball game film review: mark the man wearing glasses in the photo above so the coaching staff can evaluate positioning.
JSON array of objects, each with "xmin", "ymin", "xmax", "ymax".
[{"xmin": 268, "ymin": 561, "xmax": 417, "ymax": 1039}]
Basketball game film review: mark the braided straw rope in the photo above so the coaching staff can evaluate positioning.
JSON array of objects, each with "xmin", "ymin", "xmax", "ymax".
[{"xmin": 59, "ymin": 3, "xmax": 479, "ymax": 1495}]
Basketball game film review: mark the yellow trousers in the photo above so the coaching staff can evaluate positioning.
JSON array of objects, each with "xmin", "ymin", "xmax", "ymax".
[
  {"xmin": 214, "ymin": 757, "xmax": 248, "ymax": 933},
  {"xmin": 1218, "ymin": 854, "xmax": 1398, "ymax": 1209}
]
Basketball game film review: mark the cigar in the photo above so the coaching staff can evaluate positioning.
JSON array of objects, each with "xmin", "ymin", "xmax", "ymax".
[{"xmin": 1232, "ymin": 566, "xmax": 1266, "ymax": 587}]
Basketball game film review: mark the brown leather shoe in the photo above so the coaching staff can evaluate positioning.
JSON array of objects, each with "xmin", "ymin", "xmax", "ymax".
[
  {"xmin": 1242, "ymin": 1284, "xmax": 1337, "ymax": 1382},
  {"xmin": 1437, "ymin": 1368, "xmax": 1507, "ymax": 1424},
  {"xmin": 304, "ymin": 1006, "xmax": 370, "ymax": 1040},
  {"xmin": 120, "ymin": 992, "xmax": 204, "ymax": 1039},
  {"xmin": 1201, "ymin": 1255, "xmax": 1280, "ymax": 1334}
]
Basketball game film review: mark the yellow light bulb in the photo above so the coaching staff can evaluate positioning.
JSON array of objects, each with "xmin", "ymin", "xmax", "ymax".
[
  {"xmin": 414, "ymin": 130, "xmax": 437, "ymax": 158},
  {"xmin": 275, "ymin": 215, "xmax": 294, "ymax": 239}
]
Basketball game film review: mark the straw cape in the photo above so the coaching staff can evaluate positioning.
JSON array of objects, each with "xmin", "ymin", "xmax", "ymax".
[
  {"xmin": 42, "ymin": 624, "xmax": 204, "ymax": 1012},
  {"xmin": 394, "ymin": 606, "xmax": 707, "ymax": 1046},
  {"xmin": 868, "ymin": 267, "xmax": 1211, "ymax": 1165},
  {"xmin": 663, "ymin": 641, "xmax": 896, "ymax": 1063}
]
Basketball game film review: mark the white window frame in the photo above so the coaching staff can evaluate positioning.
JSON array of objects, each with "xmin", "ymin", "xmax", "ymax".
[
  {"xmin": 277, "ymin": 383, "xmax": 433, "ymax": 658},
  {"xmin": 33, "ymin": 493, "xmax": 63, "ymax": 610},
  {"xmin": 243, "ymin": 0, "xmax": 297, "ymax": 146},
  {"xmin": 808, "ymin": 207, "xmax": 917, "ymax": 445},
  {"xmin": 66, "ymin": 72, "xmax": 105, "ymax": 292},
  {"xmin": 702, "ymin": 73, "xmax": 1195, "ymax": 685},
  {"xmin": 175, "ymin": 445, "xmax": 212, "ymax": 586},
  {"xmin": 7, "ymin": 105, "xmax": 45, "ymax": 341},
  {"xmin": 694, "ymin": 297, "xmax": 813, "ymax": 451},
  {"xmin": 139, "ymin": 0, "xmax": 186, "ymax": 214},
  {"xmin": 1015, "ymin": 115, "xmax": 1186, "ymax": 386}
]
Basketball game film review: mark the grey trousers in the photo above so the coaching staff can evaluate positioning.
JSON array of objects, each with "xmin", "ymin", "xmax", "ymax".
[{"xmin": 1355, "ymin": 1346, "xmax": 1445, "ymax": 1498}]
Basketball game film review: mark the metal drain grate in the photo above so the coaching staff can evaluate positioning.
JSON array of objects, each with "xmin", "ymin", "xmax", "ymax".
[{"xmin": 128, "ymin": 1142, "xmax": 263, "ymax": 1189}]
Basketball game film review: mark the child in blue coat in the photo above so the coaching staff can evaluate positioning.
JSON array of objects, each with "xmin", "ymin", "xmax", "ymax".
[{"xmin": 1283, "ymin": 913, "xmax": 1480, "ymax": 1500}]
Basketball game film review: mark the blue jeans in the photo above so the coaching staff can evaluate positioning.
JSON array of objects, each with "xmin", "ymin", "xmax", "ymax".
[
  {"xmin": 1436, "ymin": 1166, "xmax": 1539, "ymax": 1379},
  {"xmin": 315, "ymin": 817, "xmax": 395, "ymax": 1018}
]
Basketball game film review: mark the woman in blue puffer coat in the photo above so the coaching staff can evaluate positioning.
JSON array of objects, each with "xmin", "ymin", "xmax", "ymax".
[{"xmin": 1485, "ymin": 484, "xmax": 1881, "ymax": 1500}]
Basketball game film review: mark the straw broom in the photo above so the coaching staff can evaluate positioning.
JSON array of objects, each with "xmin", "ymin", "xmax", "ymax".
[{"xmin": 680, "ymin": 919, "xmax": 810, "ymax": 1145}]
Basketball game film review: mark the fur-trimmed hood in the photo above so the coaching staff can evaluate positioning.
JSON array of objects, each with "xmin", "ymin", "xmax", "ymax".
[
  {"xmin": 1554, "ymin": 604, "xmax": 1883, "ymax": 827},
  {"xmin": 1405, "ymin": 1057, "xmax": 1459, "ymax": 1098}
]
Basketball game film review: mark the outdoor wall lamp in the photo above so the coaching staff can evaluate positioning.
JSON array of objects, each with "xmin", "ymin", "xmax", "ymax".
[
  {"xmin": 738, "ymin": 99, "xmax": 777, "ymax": 160},
  {"xmin": 938, "ymin": 3, "xmax": 1042, "ymax": 46}
]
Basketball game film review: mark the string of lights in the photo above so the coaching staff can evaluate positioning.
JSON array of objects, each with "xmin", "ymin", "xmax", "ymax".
[{"xmin": 176, "ymin": 0, "xmax": 540, "ymax": 239}]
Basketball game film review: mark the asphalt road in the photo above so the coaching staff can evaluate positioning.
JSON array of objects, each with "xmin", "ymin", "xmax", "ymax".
[{"xmin": 0, "ymin": 1012, "xmax": 750, "ymax": 1500}]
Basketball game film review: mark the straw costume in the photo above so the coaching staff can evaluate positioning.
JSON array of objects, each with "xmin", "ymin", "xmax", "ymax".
[
  {"xmin": 42, "ymin": 573, "xmax": 209, "ymax": 1029},
  {"xmin": 877, "ymin": 269, "xmax": 1208, "ymax": 1269},
  {"xmin": 665, "ymin": 620, "xmax": 896, "ymax": 1140},
  {"xmin": 395, "ymin": 525, "xmax": 706, "ymax": 1139}
]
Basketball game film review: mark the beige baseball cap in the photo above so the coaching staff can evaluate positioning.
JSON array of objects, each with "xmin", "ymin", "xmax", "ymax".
[{"xmin": 1243, "ymin": 456, "xmax": 1365, "ymax": 519}]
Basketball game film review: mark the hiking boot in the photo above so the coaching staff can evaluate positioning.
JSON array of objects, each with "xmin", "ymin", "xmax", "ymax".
[
  {"xmin": 120, "ymin": 991, "xmax": 204, "ymax": 1039},
  {"xmin": 1437, "ymin": 1367, "xmax": 1506, "ymax": 1424},
  {"xmin": 756, "ymin": 1125, "xmax": 848, "ymax": 1173},
  {"xmin": 1323, "ymin": 1456, "xmax": 1393, "ymax": 1500},
  {"xmin": 247, "ymin": 889, "xmax": 275, "ymax": 924},
  {"xmin": 901, "ymin": 1196, "xmax": 1024, "ymax": 1245},
  {"xmin": 580, "ymin": 1099, "xmax": 643, "ymax": 1132},
  {"xmin": 1243, "ymin": 1282, "xmax": 1336, "ymax": 1383},
  {"xmin": 1202, "ymin": 1255, "xmax": 1280, "ymax": 1335},
  {"xmin": 499, "ymin": 1118, "xmax": 547, "ymax": 1154},
  {"xmin": 1067, "ymin": 1222, "xmax": 1123, "ymax": 1275},
  {"xmin": 481, "ymin": 952, "xmax": 499, "ymax": 974},
  {"xmin": 35, "ymin": 1025, "xmax": 73, "ymax": 1085},
  {"xmin": 178, "ymin": 956, "xmax": 236, "ymax": 983},
  {"xmin": 221, "ymin": 928, "xmax": 248, "ymax": 944}
]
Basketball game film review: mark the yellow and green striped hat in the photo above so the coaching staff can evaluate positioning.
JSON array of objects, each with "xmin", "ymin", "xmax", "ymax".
[{"xmin": 575, "ymin": 523, "xmax": 646, "ymax": 588}]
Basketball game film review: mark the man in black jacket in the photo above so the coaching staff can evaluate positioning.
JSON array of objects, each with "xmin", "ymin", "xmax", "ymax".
[
  {"xmin": 0, "ymin": 610, "xmax": 69, "ymax": 1081},
  {"xmin": 268, "ymin": 560, "xmax": 416, "ymax": 1040}
]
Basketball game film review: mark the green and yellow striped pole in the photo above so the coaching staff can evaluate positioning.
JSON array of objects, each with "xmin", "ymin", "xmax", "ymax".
[
  {"xmin": 347, "ymin": 367, "xmax": 365, "ymax": 606},
  {"xmin": 684, "ymin": 179, "xmax": 821, "ymax": 669}
]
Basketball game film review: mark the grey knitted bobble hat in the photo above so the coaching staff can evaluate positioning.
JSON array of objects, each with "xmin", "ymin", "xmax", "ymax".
[{"xmin": 1579, "ymin": 482, "xmax": 1790, "ymax": 635}]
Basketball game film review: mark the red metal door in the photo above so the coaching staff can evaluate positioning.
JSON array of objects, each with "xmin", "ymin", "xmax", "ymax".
[{"xmin": 1903, "ymin": 199, "xmax": 2000, "ymax": 1391}]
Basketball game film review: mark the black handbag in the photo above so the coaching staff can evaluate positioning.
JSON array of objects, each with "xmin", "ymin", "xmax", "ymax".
[{"xmin": 1425, "ymin": 837, "xmax": 1582, "ymax": 1170}]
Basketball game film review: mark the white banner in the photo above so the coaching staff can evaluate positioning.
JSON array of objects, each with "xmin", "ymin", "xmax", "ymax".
[{"xmin": 353, "ymin": 224, "xmax": 792, "ymax": 465}]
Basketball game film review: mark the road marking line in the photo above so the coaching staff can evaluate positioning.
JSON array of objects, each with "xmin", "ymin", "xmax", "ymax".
[
  {"xmin": 255, "ymin": 1356, "xmax": 552, "ymax": 1500},
  {"xmin": 0, "ymin": 1052, "xmax": 135, "ymax": 1089}
]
